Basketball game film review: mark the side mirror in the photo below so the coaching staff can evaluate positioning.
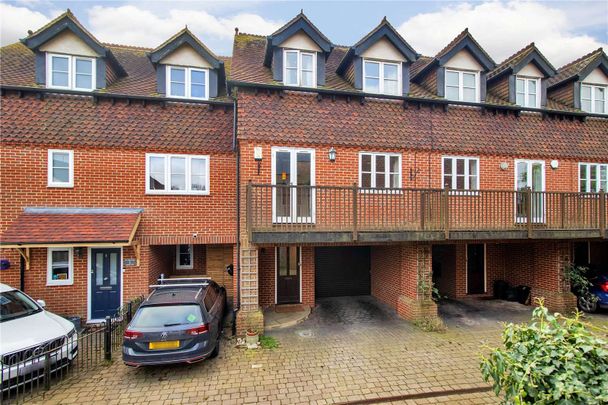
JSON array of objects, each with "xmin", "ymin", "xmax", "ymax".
[{"xmin": 36, "ymin": 299, "xmax": 46, "ymax": 308}]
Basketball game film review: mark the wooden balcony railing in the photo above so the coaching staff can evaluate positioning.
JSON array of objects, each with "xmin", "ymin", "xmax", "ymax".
[{"xmin": 247, "ymin": 183, "xmax": 608, "ymax": 242}]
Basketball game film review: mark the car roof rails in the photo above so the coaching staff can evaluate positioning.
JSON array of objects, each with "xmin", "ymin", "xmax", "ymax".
[{"xmin": 148, "ymin": 277, "xmax": 212, "ymax": 289}]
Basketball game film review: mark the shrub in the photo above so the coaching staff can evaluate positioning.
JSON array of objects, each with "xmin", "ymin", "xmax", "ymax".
[{"xmin": 480, "ymin": 300, "xmax": 608, "ymax": 405}]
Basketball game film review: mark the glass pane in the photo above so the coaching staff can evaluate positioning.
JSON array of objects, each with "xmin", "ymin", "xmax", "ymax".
[
  {"xmin": 581, "ymin": 85, "xmax": 591, "ymax": 99},
  {"xmin": 390, "ymin": 156, "xmax": 399, "ymax": 173},
  {"xmin": 362, "ymin": 154, "xmax": 372, "ymax": 172},
  {"xmin": 170, "ymin": 68, "xmax": 185, "ymax": 82},
  {"xmin": 443, "ymin": 174, "xmax": 453, "ymax": 189},
  {"xmin": 301, "ymin": 70, "xmax": 313, "ymax": 87},
  {"xmin": 600, "ymin": 166, "xmax": 607, "ymax": 191},
  {"xmin": 75, "ymin": 74, "xmax": 92, "ymax": 89},
  {"xmin": 365, "ymin": 77, "xmax": 379, "ymax": 93},
  {"xmin": 443, "ymin": 158, "xmax": 452, "ymax": 174},
  {"xmin": 463, "ymin": 73, "xmax": 476, "ymax": 87},
  {"xmin": 362, "ymin": 173, "xmax": 372, "ymax": 188},
  {"xmin": 516, "ymin": 79, "xmax": 524, "ymax": 93},
  {"xmin": 594, "ymin": 99, "xmax": 604, "ymax": 114},
  {"xmin": 375, "ymin": 155, "xmax": 385, "ymax": 172},
  {"xmin": 446, "ymin": 71, "xmax": 459, "ymax": 86},
  {"xmin": 191, "ymin": 70, "xmax": 205, "ymax": 85},
  {"xmin": 95, "ymin": 252, "xmax": 103, "ymax": 286},
  {"xmin": 528, "ymin": 79, "xmax": 537, "ymax": 93},
  {"xmin": 463, "ymin": 87, "xmax": 476, "ymax": 102},
  {"xmin": 52, "ymin": 250, "xmax": 68, "ymax": 264},
  {"xmin": 581, "ymin": 99, "xmax": 592, "ymax": 113},
  {"xmin": 285, "ymin": 51, "xmax": 298, "ymax": 68},
  {"xmin": 384, "ymin": 64, "xmax": 398, "ymax": 80},
  {"xmin": 109, "ymin": 253, "xmax": 117, "ymax": 285},
  {"xmin": 53, "ymin": 152, "xmax": 69, "ymax": 168},
  {"xmin": 469, "ymin": 175, "xmax": 478, "ymax": 190},
  {"xmin": 170, "ymin": 157, "xmax": 186, "ymax": 190},
  {"xmin": 278, "ymin": 247, "xmax": 288, "ymax": 276},
  {"xmin": 301, "ymin": 54, "xmax": 313, "ymax": 71},
  {"xmin": 456, "ymin": 159, "xmax": 465, "ymax": 175},
  {"xmin": 516, "ymin": 93, "xmax": 524, "ymax": 106},
  {"xmin": 75, "ymin": 58, "xmax": 92, "ymax": 74},
  {"xmin": 532, "ymin": 163, "xmax": 542, "ymax": 191},
  {"xmin": 456, "ymin": 175, "xmax": 465, "ymax": 190},
  {"xmin": 285, "ymin": 68, "xmax": 298, "ymax": 85},
  {"xmin": 191, "ymin": 84, "xmax": 205, "ymax": 98},
  {"xmin": 390, "ymin": 174, "xmax": 399, "ymax": 188},
  {"xmin": 52, "ymin": 71, "xmax": 69, "ymax": 87},
  {"xmin": 53, "ymin": 167, "xmax": 69, "ymax": 183},
  {"xmin": 130, "ymin": 305, "xmax": 202, "ymax": 328},
  {"xmin": 376, "ymin": 173, "xmax": 385, "ymax": 188},
  {"xmin": 289, "ymin": 248, "xmax": 298, "ymax": 276},
  {"xmin": 468, "ymin": 159, "xmax": 477, "ymax": 176},
  {"xmin": 275, "ymin": 152, "xmax": 291, "ymax": 218},
  {"xmin": 580, "ymin": 178, "xmax": 588, "ymax": 192},
  {"xmin": 52, "ymin": 56, "xmax": 69, "ymax": 72},
  {"xmin": 528, "ymin": 94, "xmax": 536, "ymax": 107},
  {"xmin": 191, "ymin": 158, "xmax": 206, "ymax": 191},
  {"xmin": 517, "ymin": 162, "xmax": 528, "ymax": 190},
  {"xmin": 170, "ymin": 82, "xmax": 185, "ymax": 97},
  {"xmin": 445, "ymin": 86, "xmax": 459, "ymax": 101},
  {"xmin": 296, "ymin": 153, "xmax": 312, "ymax": 217},
  {"xmin": 149, "ymin": 156, "xmax": 165, "ymax": 190},
  {"xmin": 365, "ymin": 61, "xmax": 379, "ymax": 78},
  {"xmin": 384, "ymin": 79, "xmax": 399, "ymax": 95}
]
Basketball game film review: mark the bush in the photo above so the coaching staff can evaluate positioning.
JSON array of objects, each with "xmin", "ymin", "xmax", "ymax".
[{"xmin": 480, "ymin": 300, "xmax": 608, "ymax": 405}]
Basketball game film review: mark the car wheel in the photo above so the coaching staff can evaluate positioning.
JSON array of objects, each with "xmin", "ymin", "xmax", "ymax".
[{"xmin": 578, "ymin": 295, "xmax": 598, "ymax": 313}]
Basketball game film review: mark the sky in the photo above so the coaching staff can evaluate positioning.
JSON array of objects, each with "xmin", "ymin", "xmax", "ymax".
[{"xmin": 1, "ymin": 0, "xmax": 607, "ymax": 68}]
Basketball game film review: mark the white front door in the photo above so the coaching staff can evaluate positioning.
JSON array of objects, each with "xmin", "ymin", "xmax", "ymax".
[
  {"xmin": 515, "ymin": 160, "xmax": 545, "ymax": 223},
  {"xmin": 272, "ymin": 148, "xmax": 315, "ymax": 223}
]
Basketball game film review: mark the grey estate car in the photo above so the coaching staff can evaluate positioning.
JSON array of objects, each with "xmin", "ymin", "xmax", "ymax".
[{"xmin": 122, "ymin": 278, "xmax": 226, "ymax": 366}]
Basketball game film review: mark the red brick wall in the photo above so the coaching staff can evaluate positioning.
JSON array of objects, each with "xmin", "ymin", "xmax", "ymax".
[{"xmin": 370, "ymin": 245, "xmax": 402, "ymax": 308}]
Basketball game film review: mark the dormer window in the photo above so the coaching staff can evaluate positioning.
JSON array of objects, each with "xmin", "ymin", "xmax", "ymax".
[
  {"xmin": 166, "ymin": 66, "xmax": 208, "ymax": 100},
  {"xmin": 581, "ymin": 84, "xmax": 607, "ymax": 114},
  {"xmin": 445, "ymin": 69, "xmax": 479, "ymax": 102},
  {"xmin": 516, "ymin": 77, "xmax": 540, "ymax": 108},
  {"xmin": 363, "ymin": 60, "xmax": 400, "ymax": 96},
  {"xmin": 46, "ymin": 53, "xmax": 95, "ymax": 91},
  {"xmin": 283, "ymin": 50, "xmax": 316, "ymax": 87}
]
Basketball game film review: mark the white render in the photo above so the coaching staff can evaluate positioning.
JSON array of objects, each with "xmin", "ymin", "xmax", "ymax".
[
  {"xmin": 361, "ymin": 37, "xmax": 406, "ymax": 62},
  {"xmin": 39, "ymin": 30, "xmax": 99, "ymax": 57},
  {"xmin": 444, "ymin": 49, "xmax": 483, "ymax": 71}
]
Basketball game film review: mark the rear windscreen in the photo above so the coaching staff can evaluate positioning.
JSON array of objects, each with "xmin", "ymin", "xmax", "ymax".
[{"xmin": 130, "ymin": 305, "xmax": 203, "ymax": 328}]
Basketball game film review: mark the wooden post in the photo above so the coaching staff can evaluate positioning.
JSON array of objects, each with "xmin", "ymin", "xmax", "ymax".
[
  {"xmin": 352, "ymin": 183, "xmax": 358, "ymax": 241},
  {"xmin": 600, "ymin": 190, "xmax": 606, "ymax": 238},
  {"xmin": 526, "ymin": 187, "xmax": 532, "ymax": 238},
  {"xmin": 420, "ymin": 192, "xmax": 426, "ymax": 231},
  {"xmin": 246, "ymin": 181, "xmax": 253, "ymax": 242},
  {"xmin": 560, "ymin": 193, "xmax": 566, "ymax": 229},
  {"xmin": 443, "ymin": 188, "xmax": 450, "ymax": 239}
]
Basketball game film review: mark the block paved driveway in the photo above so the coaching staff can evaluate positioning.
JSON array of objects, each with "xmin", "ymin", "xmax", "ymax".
[{"xmin": 34, "ymin": 296, "xmax": 531, "ymax": 405}]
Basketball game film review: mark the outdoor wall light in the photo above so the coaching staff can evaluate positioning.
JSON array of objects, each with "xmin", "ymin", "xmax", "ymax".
[
  {"xmin": 499, "ymin": 162, "xmax": 509, "ymax": 171},
  {"xmin": 254, "ymin": 146, "xmax": 263, "ymax": 174},
  {"xmin": 328, "ymin": 147, "xmax": 336, "ymax": 162},
  {"xmin": 550, "ymin": 160, "xmax": 559, "ymax": 169}
]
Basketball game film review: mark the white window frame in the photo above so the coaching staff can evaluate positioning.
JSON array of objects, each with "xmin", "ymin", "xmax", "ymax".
[
  {"xmin": 282, "ymin": 49, "xmax": 317, "ymax": 88},
  {"xmin": 145, "ymin": 153, "xmax": 210, "ymax": 195},
  {"xmin": 514, "ymin": 159, "xmax": 546, "ymax": 223},
  {"xmin": 581, "ymin": 83, "xmax": 607, "ymax": 114},
  {"xmin": 441, "ymin": 156, "xmax": 480, "ymax": 192},
  {"xmin": 165, "ymin": 65, "xmax": 209, "ymax": 100},
  {"xmin": 175, "ymin": 244, "xmax": 194, "ymax": 270},
  {"xmin": 445, "ymin": 69, "xmax": 480, "ymax": 102},
  {"xmin": 46, "ymin": 53, "xmax": 96, "ymax": 91},
  {"xmin": 358, "ymin": 152, "xmax": 402, "ymax": 191},
  {"xmin": 47, "ymin": 149, "xmax": 74, "ymax": 188},
  {"xmin": 47, "ymin": 247, "xmax": 74, "ymax": 286},
  {"xmin": 362, "ymin": 59, "xmax": 402, "ymax": 96},
  {"xmin": 579, "ymin": 162, "xmax": 608, "ymax": 192},
  {"xmin": 515, "ymin": 76, "xmax": 540, "ymax": 108}
]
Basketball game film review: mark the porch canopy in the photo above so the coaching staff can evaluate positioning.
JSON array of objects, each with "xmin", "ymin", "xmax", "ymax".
[{"xmin": 0, "ymin": 207, "xmax": 143, "ymax": 249}]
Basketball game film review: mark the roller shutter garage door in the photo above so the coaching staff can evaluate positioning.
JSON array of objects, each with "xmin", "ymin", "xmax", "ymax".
[{"xmin": 315, "ymin": 247, "xmax": 371, "ymax": 298}]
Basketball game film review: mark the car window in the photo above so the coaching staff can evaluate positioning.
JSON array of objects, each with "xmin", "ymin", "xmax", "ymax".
[
  {"xmin": 0, "ymin": 290, "xmax": 42, "ymax": 322},
  {"xmin": 129, "ymin": 305, "xmax": 202, "ymax": 328},
  {"xmin": 203, "ymin": 288, "xmax": 216, "ymax": 312}
]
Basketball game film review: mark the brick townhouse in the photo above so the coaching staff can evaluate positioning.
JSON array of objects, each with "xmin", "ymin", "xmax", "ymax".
[
  {"xmin": 0, "ymin": 11, "xmax": 237, "ymax": 321},
  {"xmin": 1, "ymin": 11, "xmax": 607, "ymax": 331}
]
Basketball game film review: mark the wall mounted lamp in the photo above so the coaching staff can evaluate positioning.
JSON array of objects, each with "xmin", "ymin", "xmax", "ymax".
[{"xmin": 328, "ymin": 147, "xmax": 336, "ymax": 162}]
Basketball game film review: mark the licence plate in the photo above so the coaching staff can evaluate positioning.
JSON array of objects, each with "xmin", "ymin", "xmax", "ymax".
[{"xmin": 149, "ymin": 341, "xmax": 180, "ymax": 350}]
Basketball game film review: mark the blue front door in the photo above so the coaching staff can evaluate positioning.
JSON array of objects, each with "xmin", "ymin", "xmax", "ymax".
[{"xmin": 91, "ymin": 248, "xmax": 121, "ymax": 319}]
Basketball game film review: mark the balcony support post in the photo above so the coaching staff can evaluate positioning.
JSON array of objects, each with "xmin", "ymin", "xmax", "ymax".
[
  {"xmin": 246, "ymin": 181, "xmax": 253, "ymax": 242},
  {"xmin": 443, "ymin": 189, "xmax": 450, "ymax": 239},
  {"xmin": 560, "ymin": 193, "xmax": 566, "ymax": 229},
  {"xmin": 600, "ymin": 190, "xmax": 606, "ymax": 238},
  {"xmin": 526, "ymin": 187, "xmax": 532, "ymax": 238},
  {"xmin": 352, "ymin": 183, "xmax": 358, "ymax": 241}
]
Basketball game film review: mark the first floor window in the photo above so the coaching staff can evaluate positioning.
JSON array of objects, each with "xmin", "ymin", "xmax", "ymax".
[
  {"xmin": 283, "ymin": 49, "xmax": 316, "ymax": 87},
  {"xmin": 176, "ymin": 244, "xmax": 193, "ymax": 269},
  {"xmin": 445, "ymin": 69, "xmax": 478, "ymax": 102},
  {"xmin": 443, "ymin": 156, "xmax": 479, "ymax": 191},
  {"xmin": 47, "ymin": 248, "xmax": 73, "ymax": 286},
  {"xmin": 581, "ymin": 84, "xmax": 607, "ymax": 114},
  {"xmin": 166, "ymin": 66, "xmax": 208, "ymax": 99},
  {"xmin": 146, "ymin": 154, "xmax": 209, "ymax": 194},
  {"xmin": 46, "ymin": 53, "xmax": 95, "ymax": 91},
  {"xmin": 516, "ymin": 76, "xmax": 539, "ymax": 108},
  {"xmin": 47, "ymin": 149, "xmax": 74, "ymax": 187},
  {"xmin": 579, "ymin": 163, "xmax": 608, "ymax": 192},
  {"xmin": 359, "ymin": 153, "xmax": 401, "ymax": 189},
  {"xmin": 363, "ymin": 60, "xmax": 400, "ymax": 95}
]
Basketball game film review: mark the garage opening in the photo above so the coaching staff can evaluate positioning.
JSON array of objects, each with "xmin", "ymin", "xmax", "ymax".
[{"xmin": 315, "ymin": 247, "xmax": 371, "ymax": 298}]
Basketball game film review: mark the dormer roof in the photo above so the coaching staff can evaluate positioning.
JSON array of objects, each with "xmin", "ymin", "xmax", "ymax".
[
  {"xmin": 412, "ymin": 28, "xmax": 495, "ymax": 81},
  {"xmin": 148, "ymin": 27, "xmax": 223, "ymax": 69},
  {"xmin": 22, "ymin": 9, "xmax": 106, "ymax": 56},
  {"xmin": 336, "ymin": 18, "xmax": 419, "ymax": 75},
  {"xmin": 263, "ymin": 12, "xmax": 333, "ymax": 67},
  {"xmin": 548, "ymin": 48, "xmax": 608, "ymax": 89},
  {"xmin": 488, "ymin": 43, "xmax": 557, "ymax": 81}
]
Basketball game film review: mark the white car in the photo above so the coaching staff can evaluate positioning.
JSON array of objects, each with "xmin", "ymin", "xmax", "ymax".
[{"xmin": 0, "ymin": 283, "xmax": 77, "ymax": 391}]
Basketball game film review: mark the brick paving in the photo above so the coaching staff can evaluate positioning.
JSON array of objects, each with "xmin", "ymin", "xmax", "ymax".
[{"xmin": 31, "ymin": 297, "xmax": 555, "ymax": 404}]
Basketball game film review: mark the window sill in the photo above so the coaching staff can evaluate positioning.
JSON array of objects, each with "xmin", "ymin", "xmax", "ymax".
[
  {"xmin": 47, "ymin": 280, "xmax": 74, "ymax": 287},
  {"xmin": 146, "ymin": 191, "xmax": 210, "ymax": 196},
  {"xmin": 47, "ymin": 183, "xmax": 74, "ymax": 188},
  {"xmin": 176, "ymin": 266, "xmax": 194, "ymax": 270}
]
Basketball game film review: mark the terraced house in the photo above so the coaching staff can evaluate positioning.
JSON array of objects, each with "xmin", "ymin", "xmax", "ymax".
[{"xmin": 1, "ymin": 11, "xmax": 607, "ymax": 332}]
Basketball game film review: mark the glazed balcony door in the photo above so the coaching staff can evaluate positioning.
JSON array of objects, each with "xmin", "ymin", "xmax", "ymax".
[
  {"xmin": 515, "ymin": 160, "xmax": 545, "ymax": 223},
  {"xmin": 272, "ymin": 148, "xmax": 315, "ymax": 223}
]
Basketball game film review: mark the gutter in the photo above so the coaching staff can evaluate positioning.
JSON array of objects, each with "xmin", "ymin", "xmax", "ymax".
[{"xmin": 227, "ymin": 80, "xmax": 606, "ymax": 119}]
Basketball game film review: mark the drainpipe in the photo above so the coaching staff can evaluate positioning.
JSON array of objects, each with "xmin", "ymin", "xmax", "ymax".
[
  {"xmin": 20, "ymin": 255, "xmax": 25, "ymax": 291},
  {"xmin": 233, "ymin": 96, "xmax": 240, "ymax": 337}
]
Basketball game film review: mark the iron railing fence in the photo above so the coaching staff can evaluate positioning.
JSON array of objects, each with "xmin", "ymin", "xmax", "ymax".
[
  {"xmin": 1, "ymin": 296, "xmax": 143, "ymax": 404},
  {"xmin": 248, "ymin": 183, "xmax": 607, "ymax": 239}
]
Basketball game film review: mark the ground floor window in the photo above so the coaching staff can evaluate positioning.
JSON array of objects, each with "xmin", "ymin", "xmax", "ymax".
[
  {"xmin": 47, "ymin": 247, "xmax": 73, "ymax": 286},
  {"xmin": 176, "ymin": 244, "xmax": 193, "ymax": 269}
]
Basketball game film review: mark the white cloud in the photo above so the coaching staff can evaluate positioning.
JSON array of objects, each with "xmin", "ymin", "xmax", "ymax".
[
  {"xmin": 87, "ymin": 5, "xmax": 283, "ymax": 49},
  {"xmin": 397, "ymin": 1, "xmax": 607, "ymax": 68},
  {"xmin": 0, "ymin": 3, "xmax": 58, "ymax": 45}
]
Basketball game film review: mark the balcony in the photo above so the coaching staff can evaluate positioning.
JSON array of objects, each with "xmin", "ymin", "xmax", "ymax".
[{"xmin": 246, "ymin": 183, "xmax": 608, "ymax": 244}]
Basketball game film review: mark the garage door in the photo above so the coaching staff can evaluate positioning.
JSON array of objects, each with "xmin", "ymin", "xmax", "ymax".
[{"xmin": 315, "ymin": 247, "xmax": 371, "ymax": 298}]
